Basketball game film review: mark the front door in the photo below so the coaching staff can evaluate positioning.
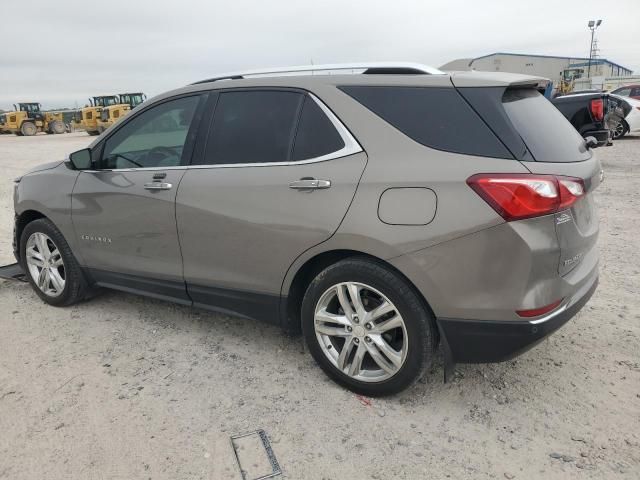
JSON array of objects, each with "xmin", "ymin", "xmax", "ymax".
[
  {"xmin": 72, "ymin": 94, "xmax": 205, "ymax": 302},
  {"xmin": 176, "ymin": 89, "xmax": 366, "ymax": 320}
]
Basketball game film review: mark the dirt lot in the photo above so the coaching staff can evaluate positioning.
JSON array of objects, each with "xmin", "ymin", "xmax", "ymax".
[{"xmin": 0, "ymin": 132, "xmax": 638, "ymax": 480}]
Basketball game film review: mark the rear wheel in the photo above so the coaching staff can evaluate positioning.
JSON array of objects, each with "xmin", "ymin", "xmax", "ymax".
[
  {"xmin": 20, "ymin": 218, "xmax": 88, "ymax": 307},
  {"xmin": 302, "ymin": 258, "xmax": 436, "ymax": 396},
  {"xmin": 612, "ymin": 120, "xmax": 629, "ymax": 139},
  {"xmin": 20, "ymin": 122, "xmax": 37, "ymax": 136}
]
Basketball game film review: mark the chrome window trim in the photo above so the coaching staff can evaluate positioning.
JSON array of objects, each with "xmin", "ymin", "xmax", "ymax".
[{"xmin": 87, "ymin": 92, "xmax": 363, "ymax": 173}]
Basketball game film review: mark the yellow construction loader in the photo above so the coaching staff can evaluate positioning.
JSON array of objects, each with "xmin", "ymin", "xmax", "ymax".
[
  {"xmin": 0, "ymin": 103, "xmax": 66, "ymax": 136},
  {"xmin": 74, "ymin": 95, "xmax": 119, "ymax": 135},
  {"xmin": 96, "ymin": 92, "xmax": 146, "ymax": 133}
]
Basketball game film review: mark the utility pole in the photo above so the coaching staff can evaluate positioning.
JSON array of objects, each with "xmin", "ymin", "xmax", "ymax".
[{"xmin": 587, "ymin": 19, "xmax": 602, "ymax": 78}]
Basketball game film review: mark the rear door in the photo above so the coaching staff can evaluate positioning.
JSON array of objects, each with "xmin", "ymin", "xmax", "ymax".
[
  {"xmin": 176, "ymin": 89, "xmax": 366, "ymax": 321},
  {"xmin": 72, "ymin": 94, "xmax": 206, "ymax": 302}
]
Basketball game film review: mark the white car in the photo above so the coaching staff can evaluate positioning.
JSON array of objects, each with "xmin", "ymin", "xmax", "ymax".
[{"xmin": 610, "ymin": 94, "xmax": 640, "ymax": 138}]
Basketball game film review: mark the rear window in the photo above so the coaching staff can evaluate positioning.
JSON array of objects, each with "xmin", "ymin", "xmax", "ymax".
[
  {"xmin": 339, "ymin": 86, "xmax": 512, "ymax": 159},
  {"xmin": 502, "ymin": 89, "xmax": 590, "ymax": 162}
]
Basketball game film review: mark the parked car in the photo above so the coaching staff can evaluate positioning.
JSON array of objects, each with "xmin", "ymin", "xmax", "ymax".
[
  {"xmin": 12, "ymin": 63, "xmax": 601, "ymax": 396},
  {"xmin": 610, "ymin": 84, "xmax": 640, "ymax": 100},
  {"xmin": 609, "ymin": 94, "xmax": 640, "ymax": 138},
  {"xmin": 551, "ymin": 92, "xmax": 622, "ymax": 146}
]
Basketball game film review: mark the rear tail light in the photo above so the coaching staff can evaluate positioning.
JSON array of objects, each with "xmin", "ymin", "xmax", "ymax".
[
  {"xmin": 516, "ymin": 299, "xmax": 563, "ymax": 318},
  {"xmin": 467, "ymin": 174, "xmax": 585, "ymax": 221},
  {"xmin": 589, "ymin": 98, "xmax": 604, "ymax": 121}
]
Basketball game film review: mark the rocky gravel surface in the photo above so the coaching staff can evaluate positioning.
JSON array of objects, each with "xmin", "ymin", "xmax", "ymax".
[{"xmin": 0, "ymin": 132, "xmax": 638, "ymax": 479}]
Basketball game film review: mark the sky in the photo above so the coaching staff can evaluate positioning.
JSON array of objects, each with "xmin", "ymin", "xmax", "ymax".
[{"xmin": 1, "ymin": 0, "xmax": 639, "ymax": 109}]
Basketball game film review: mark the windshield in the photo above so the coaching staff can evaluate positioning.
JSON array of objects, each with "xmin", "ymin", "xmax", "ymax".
[
  {"xmin": 20, "ymin": 104, "xmax": 40, "ymax": 113},
  {"xmin": 120, "ymin": 94, "xmax": 145, "ymax": 107},
  {"xmin": 94, "ymin": 96, "xmax": 118, "ymax": 107}
]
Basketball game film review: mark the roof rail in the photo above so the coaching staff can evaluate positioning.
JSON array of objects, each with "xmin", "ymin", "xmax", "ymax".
[{"xmin": 191, "ymin": 62, "xmax": 444, "ymax": 85}]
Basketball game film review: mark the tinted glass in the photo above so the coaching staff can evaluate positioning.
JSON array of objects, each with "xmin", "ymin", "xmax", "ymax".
[
  {"xmin": 292, "ymin": 97, "xmax": 345, "ymax": 161},
  {"xmin": 101, "ymin": 96, "xmax": 200, "ymax": 169},
  {"xmin": 502, "ymin": 89, "xmax": 590, "ymax": 162},
  {"xmin": 340, "ymin": 86, "xmax": 511, "ymax": 159},
  {"xmin": 613, "ymin": 87, "xmax": 631, "ymax": 97},
  {"xmin": 202, "ymin": 90, "xmax": 303, "ymax": 165}
]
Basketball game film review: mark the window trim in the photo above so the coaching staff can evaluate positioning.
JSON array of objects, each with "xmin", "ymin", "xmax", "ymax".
[
  {"xmin": 192, "ymin": 89, "xmax": 362, "ymax": 169},
  {"xmin": 87, "ymin": 89, "xmax": 362, "ymax": 172}
]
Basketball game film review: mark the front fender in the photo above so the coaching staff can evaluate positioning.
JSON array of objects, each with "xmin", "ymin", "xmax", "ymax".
[{"xmin": 14, "ymin": 163, "xmax": 81, "ymax": 261}]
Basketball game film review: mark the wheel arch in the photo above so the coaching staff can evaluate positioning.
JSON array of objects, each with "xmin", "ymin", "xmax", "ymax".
[
  {"xmin": 281, "ymin": 248, "xmax": 438, "ymax": 341},
  {"xmin": 622, "ymin": 119, "xmax": 630, "ymax": 134},
  {"xmin": 14, "ymin": 209, "xmax": 48, "ymax": 261}
]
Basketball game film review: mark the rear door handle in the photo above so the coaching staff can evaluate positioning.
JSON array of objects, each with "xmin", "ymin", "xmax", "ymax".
[
  {"xmin": 289, "ymin": 179, "xmax": 331, "ymax": 190},
  {"xmin": 144, "ymin": 182, "xmax": 173, "ymax": 190}
]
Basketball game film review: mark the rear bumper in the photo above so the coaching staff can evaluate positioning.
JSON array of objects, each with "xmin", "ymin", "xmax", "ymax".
[{"xmin": 437, "ymin": 275, "xmax": 598, "ymax": 364}]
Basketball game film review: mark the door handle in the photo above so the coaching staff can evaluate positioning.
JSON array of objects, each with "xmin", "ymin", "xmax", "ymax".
[
  {"xmin": 144, "ymin": 182, "xmax": 173, "ymax": 190},
  {"xmin": 289, "ymin": 179, "xmax": 331, "ymax": 190}
]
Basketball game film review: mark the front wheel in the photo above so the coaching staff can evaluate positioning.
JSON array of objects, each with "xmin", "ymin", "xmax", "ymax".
[
  {"xmin": 301, "ymin": 258, "xmax": 436, "ymax": 396},
  {"xmin": 20, "ymin": 218, "xmax": 88, "ymax": 307}
]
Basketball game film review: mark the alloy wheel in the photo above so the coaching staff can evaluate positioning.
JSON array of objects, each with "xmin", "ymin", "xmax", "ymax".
[
  {"xmin": 314, "ymin": 282, "xmax": 408, "ymax": 382},
  {"xmin": 613, "ymin": 121, "xmax": 625, "ymax": 139},
  {"xmin": 25, "ymin": 232, "xmax": 66, "ymax": 297}
]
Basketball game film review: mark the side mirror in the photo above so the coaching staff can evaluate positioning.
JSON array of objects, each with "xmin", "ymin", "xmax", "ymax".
[
  {"xmin": 585, "ymin": 136, "xmax": 598, "ymax": 149},
  {"xmin": 68, "ymin": 148, "xmax": 92, "ymax": 170}
]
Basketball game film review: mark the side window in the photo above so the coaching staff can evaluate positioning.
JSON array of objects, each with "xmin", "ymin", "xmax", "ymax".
[
  {"xmin": 100, "ymin": 95, "xmax": 200, "ymax": 169},
  {"xmin": 201, "ymin": 90, "xmax": 303, "ymax": 165},
  {"xmin": 631, "ymin": 88, "xmax": 640, "ymax": 97},
  {"xmin": 614, "ymin": 88, "xmax": 631, "ymax": 97},
  {"xmin": 292, "ymin": 96, "xmax": 345, "ymax": 161},
  {"xmin": 340, "ymin": 85, "xmax": 512, "ymax": 159}
]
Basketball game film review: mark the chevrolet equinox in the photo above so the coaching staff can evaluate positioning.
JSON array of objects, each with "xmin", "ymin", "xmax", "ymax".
[{"xmin": 13, "ymin": 63, "xmax": 600, "ymax": 396}]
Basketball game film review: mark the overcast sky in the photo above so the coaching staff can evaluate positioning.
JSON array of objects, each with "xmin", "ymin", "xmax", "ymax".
[{"xmin": 2, "ymin": 0, "xmax": 638, "ymax": 109}]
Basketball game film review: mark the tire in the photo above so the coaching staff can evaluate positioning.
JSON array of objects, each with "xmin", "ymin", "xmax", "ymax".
[
  {"xmin": 301, "ymin": 257, "xmax": 436, "ymax": 396},
  {"xmin": 50, "ymin": 120, "xmax": 66, "ymax": 134},
  {"xmin": 20, "ymin": 122, "xmax": 37, "ymax": 136},
  {"xmin": 88, "ymin": 130, "xmax": 100, "ymax": 136},
  {"xmin": 612, "ymin": 120, "xmax": 629, "ymax": 139},
  {"xmin": 20, "ymin": 218, "xmax": 88, "ymax": 307}
]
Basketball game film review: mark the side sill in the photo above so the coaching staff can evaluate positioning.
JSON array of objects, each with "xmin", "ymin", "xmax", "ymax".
[{"xmin": 86, "ymin": 268, "xmax": 191, "ymax": 305}]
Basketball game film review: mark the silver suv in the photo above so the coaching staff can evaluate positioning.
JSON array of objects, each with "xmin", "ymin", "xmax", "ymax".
[{"xmin": 13, "ymin": 63, "xmax": 600, "ymax": 395}]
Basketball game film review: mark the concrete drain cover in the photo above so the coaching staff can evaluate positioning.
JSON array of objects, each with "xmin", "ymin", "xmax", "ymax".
[{"xmin": 230, "ymin": 429, "xmax": 282, "ymax": 480}]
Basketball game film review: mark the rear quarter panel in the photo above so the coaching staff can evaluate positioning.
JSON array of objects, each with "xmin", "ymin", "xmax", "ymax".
[{"xmin": 282, "ymin": 84, "xmax": 530, "ymax": 295}]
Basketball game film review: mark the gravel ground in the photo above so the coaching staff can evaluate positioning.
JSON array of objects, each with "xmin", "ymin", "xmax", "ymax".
[{"xmin": 0, "ymin": 132, "xmax": 638, "ymax": 480}]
